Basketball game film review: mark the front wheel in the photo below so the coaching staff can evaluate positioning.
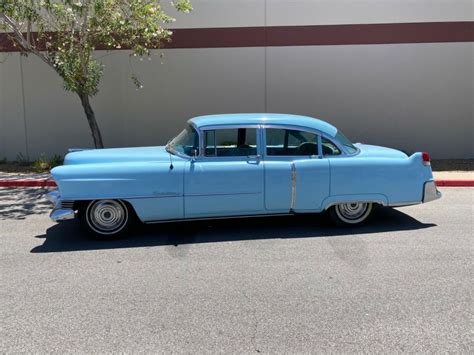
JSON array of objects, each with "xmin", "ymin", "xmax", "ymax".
[
  {"xmin": 80, "ymin": 199, "xmax": 132, "ymax": 239},
  {"xmin": 329, "ymin": 202, "xmax": 373, "ymax": 226}
]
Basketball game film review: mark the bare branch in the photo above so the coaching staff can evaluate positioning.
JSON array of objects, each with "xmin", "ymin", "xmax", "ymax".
[{"xmin": 0, "ymin": 13, "xmax": 55, "ymax": 71}]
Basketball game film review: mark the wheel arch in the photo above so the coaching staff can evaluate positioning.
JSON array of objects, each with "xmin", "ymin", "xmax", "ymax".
[
  {"xmin": 321, "ymin": 193, "xmax": 388, "ymax": 211},
  {"xmin": 74, "ymin": 199, "xmax": 139, "ymax": 220}
]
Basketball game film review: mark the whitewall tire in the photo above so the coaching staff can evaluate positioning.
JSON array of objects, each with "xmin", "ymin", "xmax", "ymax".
[
  {"xmin": 329, "ymin": 202, "xmax": 373, "ymax": 226},
  {"xmin": 81, "ymin": 199, "xmax": 131, "ymax": 238}
]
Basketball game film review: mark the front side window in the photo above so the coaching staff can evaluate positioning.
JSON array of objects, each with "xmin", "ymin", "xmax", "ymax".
[
  {"xmin": 168, "ymin": 125, "xmax": 199, "ymax": 156},
  {"xmin": 204, "ymin": 128, "xmax": 257, "ymax": 157},
  {"xmin": 266, "ymin": 128, "xmax": 319, "ymax": 156},
  {"xmin": 335, "ymin": 130, "xmax": 358, "ymax": 154},
  {"xmin": 321, "ymin": 137, "xmax": 342, "ymax": 156}
]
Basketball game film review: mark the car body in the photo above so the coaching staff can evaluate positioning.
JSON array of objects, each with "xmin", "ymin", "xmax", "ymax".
[{"xmin": 47, "ymin": 113, "xmax": 441, "ymax": 238}]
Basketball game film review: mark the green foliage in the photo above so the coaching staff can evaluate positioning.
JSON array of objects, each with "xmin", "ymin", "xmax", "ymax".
[
  {"xmin": 33, "ymin": 154, "xmax": 64, "ymax": 171},
  {"xmin": 1, "ymin": 0, "xmax": 192, "ymax": 95},
  {"xmin": 0, "ymin": 157, "xmax": 7, "ymax": 164}
]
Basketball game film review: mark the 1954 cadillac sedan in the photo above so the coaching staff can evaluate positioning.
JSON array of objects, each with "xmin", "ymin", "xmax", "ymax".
[{"xmin": 47, "ymin": 113, "xmax": 441, "ymax": 238}]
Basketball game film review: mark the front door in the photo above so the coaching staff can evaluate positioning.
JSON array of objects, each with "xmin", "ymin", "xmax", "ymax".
[{"xmin": 184, "ymin": 126, "xmax": 264, "ymax": 218}]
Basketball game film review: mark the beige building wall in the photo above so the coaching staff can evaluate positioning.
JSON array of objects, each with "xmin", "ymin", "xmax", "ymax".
[{"xmin": 1, "ymin": 0, "xmax": 473, "ymax": 159}]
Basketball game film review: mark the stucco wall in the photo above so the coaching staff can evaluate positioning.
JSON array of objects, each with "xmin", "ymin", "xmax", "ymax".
[{"xmin": 0, "ymin": 0, "xmax": 473, "ymax": 159}]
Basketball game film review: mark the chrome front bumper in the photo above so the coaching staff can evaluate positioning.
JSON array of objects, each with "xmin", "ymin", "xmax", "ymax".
[
  {"xmin": 46, "ymin": 191, "xmax": 76, "ymax": 222},
  {"xmin": 423, "ymin": 181, "xmax": 442, "ymax": 203}
]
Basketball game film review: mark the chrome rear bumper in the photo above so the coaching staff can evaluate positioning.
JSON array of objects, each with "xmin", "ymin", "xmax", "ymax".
[
  {"xmin": 46, "ymin": 191, "xmax": 76, "ymax": 222},
  {"xmin": 50, "ymin": 208, "xmax": 76, "ymax": 221},
  {"xmin": 423, "ymin": 181, "xmax": 442, "ymax": 203}
]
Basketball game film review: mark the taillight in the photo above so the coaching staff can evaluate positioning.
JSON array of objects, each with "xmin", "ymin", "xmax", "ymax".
[{"xmin": 422, "ymin": 152, "xmax": 430, "ymax": 166}]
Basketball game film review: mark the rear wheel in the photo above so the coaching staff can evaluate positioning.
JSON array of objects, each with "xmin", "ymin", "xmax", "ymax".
[
  {"xmin": 329, "ymin": 202, "xmax": 373, "ymax": 226},
  {"xmin": 80, "ymin": 199, "xmax": 132, "ymax": 239}
]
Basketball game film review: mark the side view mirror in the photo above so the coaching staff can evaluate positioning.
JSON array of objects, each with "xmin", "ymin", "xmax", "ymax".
[{"xmin": 190, "ymin": 148, "xmax": 199, "ymax": 160}]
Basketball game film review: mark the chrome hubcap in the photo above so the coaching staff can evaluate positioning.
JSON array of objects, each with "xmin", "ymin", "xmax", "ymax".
[
  {"xmin": 336, "ymin": 202, "xmax": 371, "ymax": 223},
  {"xmin": 86, "ymin": 200, "xmax": 128, "ymax": 234}
]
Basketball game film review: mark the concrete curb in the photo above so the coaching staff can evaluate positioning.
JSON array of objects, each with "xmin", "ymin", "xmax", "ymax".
[{"xmin": 0, "ymin": 179, "xmax": 473, "ymax": 188}]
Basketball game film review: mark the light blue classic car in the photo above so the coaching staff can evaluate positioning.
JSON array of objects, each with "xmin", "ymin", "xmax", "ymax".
[{"xmin": 47, "ymin": 113, "xmax": 441, "ymax": 238}]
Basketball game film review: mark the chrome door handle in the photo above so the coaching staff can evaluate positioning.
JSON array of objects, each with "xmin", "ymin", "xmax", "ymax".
[{"xmin": 247, "ymin": 155, "xmax": 261, "ymax": 164}]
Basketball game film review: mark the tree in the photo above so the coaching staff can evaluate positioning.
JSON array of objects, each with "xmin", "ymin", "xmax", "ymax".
[{"xmin": 0, "ymin": 0, "xmax": 192, "ymax": 148}]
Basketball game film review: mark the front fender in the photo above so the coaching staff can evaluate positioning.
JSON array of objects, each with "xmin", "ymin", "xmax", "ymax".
[{"xmin": 51, "ymin": 161, "xmax": 185, "ymax": 200}]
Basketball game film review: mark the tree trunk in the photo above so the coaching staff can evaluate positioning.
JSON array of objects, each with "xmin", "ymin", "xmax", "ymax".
[{"xmin": 78, "ymin": 93, "xmax": 104, "ymax": 148}]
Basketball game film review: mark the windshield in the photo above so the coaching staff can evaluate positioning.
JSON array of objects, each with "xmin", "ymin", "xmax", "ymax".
[
  {"xmin": 335, "ymin": 131, "xmax": 358, "ymax": 154},
  {"xmin": 167, "ymin": 125, "xmax": 199, "ymax": 156}
]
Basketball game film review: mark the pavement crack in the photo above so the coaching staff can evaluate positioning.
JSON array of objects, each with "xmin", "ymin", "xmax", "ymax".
[{"xmin": 241, "ymin": 289, "xmax": 261, "ymax": 353}]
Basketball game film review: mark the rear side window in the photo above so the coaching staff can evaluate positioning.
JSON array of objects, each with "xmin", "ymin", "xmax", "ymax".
[
  {"xmin": 266, "ymin": 128, "xmax": 319, "ymax": 156},
  {"xmin": 204, "ymin": 128, "xmax": 257, "ymax": 157}
]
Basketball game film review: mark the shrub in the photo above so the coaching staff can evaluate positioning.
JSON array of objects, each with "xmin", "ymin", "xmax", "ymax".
[{"xmin": 33, "ymin": 154, "xmax": 64, "ymax": 172}]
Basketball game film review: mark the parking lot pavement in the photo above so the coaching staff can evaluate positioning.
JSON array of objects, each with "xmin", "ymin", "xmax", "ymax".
[{"xmin": 0, "ymin": 187, "xmax": 472, "ymax": 353}]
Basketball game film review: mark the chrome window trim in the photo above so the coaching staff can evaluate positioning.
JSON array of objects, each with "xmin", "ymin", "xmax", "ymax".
[
  {"xmin": 199, "ymin": 124, "xmax": 262, "ymax": 130},
  {"xmin": 169, "ymin": 149, "xmax": 192, "ymax": 160},
  {"xmin": 196, "ymin": 124, "xmax": 262, "ymax": 160},
  {"xmin": 188, "ymin": 122, "xmax": 359, "ymax": 159},
  {"xmin": 166, "ymin": 123, "xmax": 199, "ymax": 160},
  {"xmin": 262, "ymin": 124, "xmax": 325, "ymax": 159},
  {"xmin": 262, "ymin": 123, "xmax": 360, "ymax": 158},
  {"xmin": 317, "ymin": 135, "xmax": 323, "ymax": 159}
]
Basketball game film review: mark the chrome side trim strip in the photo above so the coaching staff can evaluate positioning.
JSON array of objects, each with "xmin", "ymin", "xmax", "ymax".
[
  {"xmin": 57, "ymin": 191, "xmax": 261, "ymax": 201},
  {"xmin": 144, "ymin": 213, "xmax": 293, "ymax": 224},
  {"xmin": 290, "ymin": 162, "xmax": 296, "ymax": 210},
  {"xmin": 56, "ymin": 194, "xmax": 183, "ymax": 201},
  {"xmin": 186, "ymin": 191, "xmax": 262, "ymax": 197},
  {"xmin": 388, "ymin": 201, "xmax": 420, "ymax": 207}
]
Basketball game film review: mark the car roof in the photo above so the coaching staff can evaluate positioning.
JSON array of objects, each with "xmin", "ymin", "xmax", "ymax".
[{"xmin": 188, "ymin": 113, "xmax": 338, "ymax": 137}]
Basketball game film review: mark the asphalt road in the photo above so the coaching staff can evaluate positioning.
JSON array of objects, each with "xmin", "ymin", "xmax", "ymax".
[{"xmin": 0, "ymin": 187, "xmax": 472, "ymax": 353}]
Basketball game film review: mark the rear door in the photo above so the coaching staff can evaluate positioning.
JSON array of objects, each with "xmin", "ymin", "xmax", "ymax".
[{"xmin": 263, "ymin": 127, "xmax": 330, "ymax": 213}]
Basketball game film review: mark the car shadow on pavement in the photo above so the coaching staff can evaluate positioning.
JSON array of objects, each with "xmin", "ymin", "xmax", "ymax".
[
  {"xmin": 0, "ymin": 188, "xmax": 51, "ymax": 220},
  {"xmin": 31, "ymin": 207, "xmax": 436, "ymax": 253}
]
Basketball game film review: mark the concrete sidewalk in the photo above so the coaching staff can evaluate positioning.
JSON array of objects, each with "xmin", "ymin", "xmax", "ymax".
[
  {"xmin": 0, "ymin": 172, "xmax": 50, "ymax": 180},
  {"xmin": 432, "ymin": 171, "xmax": 473, "ymax": 180}
]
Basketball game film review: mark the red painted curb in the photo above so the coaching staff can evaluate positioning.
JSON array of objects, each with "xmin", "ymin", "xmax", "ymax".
[
  {"xmin": 0, "ymin": 179, "xmax": 57, "ymax": 187},
  {"xmin": 435, "ymin": 180, "xmax": 474, "ymax": 187},
  {"xmin": 0, "ymin": 179, "xmax": 473, "ymax": 188}
]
